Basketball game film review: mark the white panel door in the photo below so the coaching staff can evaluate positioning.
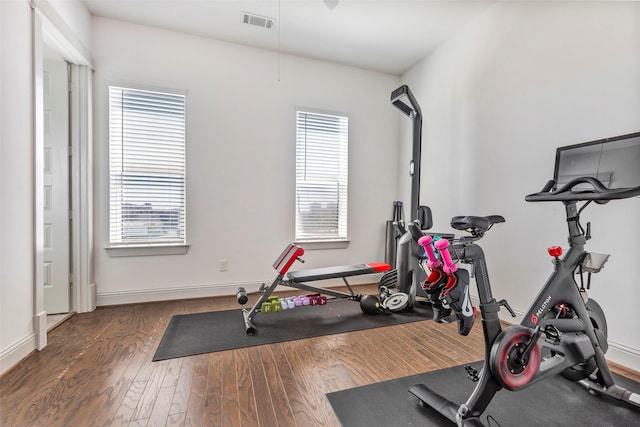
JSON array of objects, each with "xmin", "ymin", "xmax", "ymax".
[{"xmin": 43, "ymin": 56, "xmax": 70, "ymax": 314}]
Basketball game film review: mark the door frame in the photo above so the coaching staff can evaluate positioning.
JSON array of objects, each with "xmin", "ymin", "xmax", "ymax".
[{"xmin": 32, "ymin": 1, "xmax": 94, "ymax": 350}]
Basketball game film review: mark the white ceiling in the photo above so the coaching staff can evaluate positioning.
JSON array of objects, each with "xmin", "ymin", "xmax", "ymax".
[{"xmin": 83, "ymin": 0, "xmax": 494, "ymax": 75}]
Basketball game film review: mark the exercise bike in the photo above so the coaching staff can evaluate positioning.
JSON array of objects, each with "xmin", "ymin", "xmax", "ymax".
[{"xmin": 409, "ymin": 176, "xmax": 640, "ymax": 426}]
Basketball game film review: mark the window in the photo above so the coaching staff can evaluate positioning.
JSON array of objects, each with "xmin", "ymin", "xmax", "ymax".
[
  {"xmin": 109, "ymin": 86, "xmax": 186, "ymax": 247},
  {"xmin": 295, "ymin": 110, "xmax": 348, "ymax": 242}
]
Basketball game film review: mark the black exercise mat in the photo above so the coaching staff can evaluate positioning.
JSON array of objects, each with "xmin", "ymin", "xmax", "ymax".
[
  {"xmin": 327, "ymin": 362, "xmax": 640, "ymax": 426},
  {"xmin": 153, "ymin": 300, "xmax": 432, "ymax": 361}
]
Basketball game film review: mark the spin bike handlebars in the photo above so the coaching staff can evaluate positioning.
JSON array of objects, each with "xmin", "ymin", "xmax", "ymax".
[{"xmin": 525, "ymin": 177, "xmax": 640, "ymax": 202}]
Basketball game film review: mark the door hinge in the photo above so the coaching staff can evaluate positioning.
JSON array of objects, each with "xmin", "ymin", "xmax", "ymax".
[
  {"xmin": 69, "ymin": 273, "xmax": 74, "ymax": 284},
  {"xmin": 69, "ymin": 210, "xmax": 73, "ymax": 220}
]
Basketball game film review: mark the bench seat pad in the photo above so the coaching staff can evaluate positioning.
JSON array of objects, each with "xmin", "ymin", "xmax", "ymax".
[{"xmin": 287, "ymin": 263, "xmax": 390, "ymax": 283}]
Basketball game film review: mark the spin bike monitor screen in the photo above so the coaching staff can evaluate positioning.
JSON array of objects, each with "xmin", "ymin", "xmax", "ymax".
[{"xmin": 553, "ymin": 131, "xmax": 640, "ymax": 191}]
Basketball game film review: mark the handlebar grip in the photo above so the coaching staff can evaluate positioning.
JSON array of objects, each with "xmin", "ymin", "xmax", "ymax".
[
  {"xmin": 418, "ymin": 235, "xmax": 441, "ymax": 268},
  {"xmin": 434, "ymin": 239, "xmax": 457, "ymax": 273}
]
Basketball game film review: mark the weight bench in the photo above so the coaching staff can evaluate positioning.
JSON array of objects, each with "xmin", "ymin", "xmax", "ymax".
[{"xmin": 238, "ymin": 244, "xmax": 390, "ymax": 335}]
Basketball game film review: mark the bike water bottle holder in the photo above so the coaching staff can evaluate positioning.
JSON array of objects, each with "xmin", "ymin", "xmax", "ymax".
[{"xmin": 582, "ymin": 252, "xmax": 610, "ymax": 273}]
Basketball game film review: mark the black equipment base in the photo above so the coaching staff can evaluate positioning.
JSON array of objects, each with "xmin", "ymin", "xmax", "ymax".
[
  {"xmin": 153, "ymin": 300, "xmax": 432, "ymax": 361},
  {"xmin": 327, "ymin": 362, "xmax": 640, "ymax": 427}
]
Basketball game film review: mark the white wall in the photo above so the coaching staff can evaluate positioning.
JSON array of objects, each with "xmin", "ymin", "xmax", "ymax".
[
  {"xmin": 0, "ymin": 0, "xmax": 92, "ymax": 375},
  {"xmin": 0, "ymin": 0, "xmax": 35, "ymax": 374},
  {"xmin": 403, "ymin": 2, "xmax": 640, "ymax": 369},
  {"xmin": 91, "ymin": 17, "xmax": 401, "ymax": 305}
]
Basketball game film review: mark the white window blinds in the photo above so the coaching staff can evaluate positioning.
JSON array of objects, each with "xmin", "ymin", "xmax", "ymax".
[
  {"xmin": 109, "ymin": 86, "xmax": 186, "ymax": 246},
  {"xmin": 295, "ymin": 110, "xmax": 348, "ymax": 242}
]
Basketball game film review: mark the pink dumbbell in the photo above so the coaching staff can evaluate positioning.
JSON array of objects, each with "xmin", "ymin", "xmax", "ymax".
[
  {"xmin": 418, "ymin": 235, "xmax": 441, "ymax": 269},
  {"xmin": 434, "ymin": 239, "xmax": 457, "ymax": 274}
]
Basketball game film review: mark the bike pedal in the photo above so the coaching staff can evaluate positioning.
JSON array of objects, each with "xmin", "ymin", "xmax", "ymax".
[{"xmin": 543, "ymin": 324, "xmax": 561, "ymax": 345}]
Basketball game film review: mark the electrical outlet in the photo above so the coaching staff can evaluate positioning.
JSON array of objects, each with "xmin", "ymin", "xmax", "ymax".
[{"xmin": 219, "ymin": 259, "xmax": 228, "ymax": 272}]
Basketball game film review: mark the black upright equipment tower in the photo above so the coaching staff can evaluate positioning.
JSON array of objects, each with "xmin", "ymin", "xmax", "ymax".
[
  {"xmin": 390, "ymin": 85, "xmax": 429, "ymax": 310},
  {"xmin": 391, "ymin": 85, "xmax": 423, "ymax": 222}
]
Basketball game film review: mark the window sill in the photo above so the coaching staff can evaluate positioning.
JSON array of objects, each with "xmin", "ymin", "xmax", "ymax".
[
  {"xmin": 294, "ymin": 240, "xmax": 350, "ymax": 250},
  {"xmin": 105, "ymin": 244, "xmax": 190, "ymax": 257}
]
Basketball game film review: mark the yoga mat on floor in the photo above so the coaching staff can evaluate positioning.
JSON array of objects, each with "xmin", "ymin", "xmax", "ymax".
[
  {"xmin": 327, "ymin": 362, "xmax": 640, "ymax": 426},
  {"xmin": 153, "ymin": 299, "xmax": 432, "ymax": 361}
]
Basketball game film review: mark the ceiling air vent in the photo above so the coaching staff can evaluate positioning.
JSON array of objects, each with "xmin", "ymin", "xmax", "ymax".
[{"xmin": 242, "ymin": 12, "xmax": 275, "ymax": 29}]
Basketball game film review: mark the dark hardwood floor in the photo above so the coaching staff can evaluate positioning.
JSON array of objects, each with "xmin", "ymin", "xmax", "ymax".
[{"xmin": 1, "ymin": 284, "xmax": 638, "ymax": 426}]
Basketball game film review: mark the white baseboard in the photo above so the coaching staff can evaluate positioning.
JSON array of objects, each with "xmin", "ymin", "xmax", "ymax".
[
  {"xmin": 605, "ymin": 341, "xmax": 640, "ymax": 371},
  {"xmin": 89, "ymin": 282, "xmax": 96, "ymax": 311},
  {"xmin": 0, "ymin": 333, "xmax": 36, "ymax": 376},
  {"xmin": 96, "ymin": 280, "xmax": 266, "ymax": 306},
  {"xmin": 35, "ymin": 311, "xmax": 47, "ymax": 350},
  {"xmin": 95, "ymin": 273, "xmax": 382, "ymax": 307}
]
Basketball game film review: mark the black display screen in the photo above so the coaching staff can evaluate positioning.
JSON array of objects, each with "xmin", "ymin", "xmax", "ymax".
[{"xmin": 553, "ymin": 132, "xmax": 640, "ymax": 191}]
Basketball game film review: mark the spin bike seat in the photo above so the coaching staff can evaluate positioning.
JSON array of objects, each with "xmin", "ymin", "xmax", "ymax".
[{"xmin": 450, "ymin": 215, "xmax": 505, "ymax": 235}]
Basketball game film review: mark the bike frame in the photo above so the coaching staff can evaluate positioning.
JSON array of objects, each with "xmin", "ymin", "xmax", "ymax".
[
  {"xmin": 445, "ymin": 239, "xmax": 504, "ymax": 421},
  {"xmin": 410, "ymin": 200, "xmax": 619, "ymax": 424},
  {"xmin": 518, "ymin": 201, "xmax": 616, "ymax": 388}
]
